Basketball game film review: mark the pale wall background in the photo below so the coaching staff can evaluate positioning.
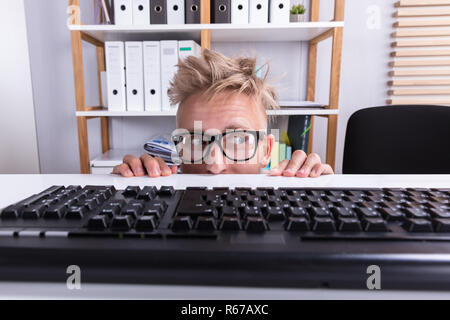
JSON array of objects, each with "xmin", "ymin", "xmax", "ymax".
[
  {"xmin": 0, "ymin": 0, "xmax": 40, "ymax": 174},
  {"xmin": 20, "ymin": 0, "xmax": 393, "ymax": 174}
]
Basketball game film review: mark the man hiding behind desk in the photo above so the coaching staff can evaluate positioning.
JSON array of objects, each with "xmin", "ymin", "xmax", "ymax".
[{"xmin": 113, "ymin": 49, "xmax": 333, "ymax": 178}]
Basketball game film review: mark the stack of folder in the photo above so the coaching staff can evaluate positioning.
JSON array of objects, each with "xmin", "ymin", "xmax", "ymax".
[
  {"xmin": 211, "ymin": 0, "xmax": 291, "ymax": 24},
  {"xmin": 269, "ymin": 141, "xmax": 292, "ymax": 170},
  {"xmin": 105, "ymin": 40, "xmax": 201, "ymax": 112},
  {"xmin": 114, "ymin": 0, "xmax": 201, "ymax": 25},
  {"xmin": 111, "ymin": 0, "xmax": 291, "ymax": 25}
]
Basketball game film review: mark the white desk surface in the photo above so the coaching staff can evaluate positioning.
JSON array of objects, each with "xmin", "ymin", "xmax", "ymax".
[{"xmin": 1, "ymin": 173, "xmax": 450, "ymax": 300}]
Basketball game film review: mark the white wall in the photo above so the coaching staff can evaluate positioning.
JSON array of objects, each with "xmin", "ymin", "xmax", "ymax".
[
  {"xmin": 312, "ymin": 0, "xmax": 394, "ymax": 172},
  {"xmin": 0, "ymin": 0, "xmax": 40, "ymax": 174},
  {"xmin": 24, "ymin": 0, "xmax": 394, "ymax": 174}
]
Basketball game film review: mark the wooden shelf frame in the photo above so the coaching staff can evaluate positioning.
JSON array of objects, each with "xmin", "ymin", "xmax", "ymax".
[{"xmin": 68, "ymin": 0, "xmax": 345, "ymax": 173}]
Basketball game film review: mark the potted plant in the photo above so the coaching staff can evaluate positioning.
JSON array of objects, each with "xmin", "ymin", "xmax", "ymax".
[{"xmin": 290, "ymin": 4, "xmax": 306, "ymax": 22}]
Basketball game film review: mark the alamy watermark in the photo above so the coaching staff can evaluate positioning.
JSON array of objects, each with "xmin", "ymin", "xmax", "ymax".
[{"xmin": 66, "ymin": 265, "xmax": 81, "ymax": 290}]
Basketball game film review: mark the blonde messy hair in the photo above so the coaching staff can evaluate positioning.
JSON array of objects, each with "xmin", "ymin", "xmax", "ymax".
[{"xmin": 168, "ymin": 49, "xmax": 279, "ymax": 116}]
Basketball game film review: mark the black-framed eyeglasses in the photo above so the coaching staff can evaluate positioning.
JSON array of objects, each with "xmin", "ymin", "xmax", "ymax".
[{"xmin": 171, "ymin": 130, "xmax": 266, "ymax": 163}]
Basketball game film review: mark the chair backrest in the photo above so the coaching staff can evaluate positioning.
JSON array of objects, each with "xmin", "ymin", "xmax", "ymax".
[{"xmin": 343, "ymin": 105, "xmax": 450, "ymax": 174}]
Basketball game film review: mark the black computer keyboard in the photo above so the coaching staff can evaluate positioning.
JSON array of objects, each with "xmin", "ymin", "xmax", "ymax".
[{"xmin": 1, "ymin": 185, "xmax": 450, "ymax": 289}]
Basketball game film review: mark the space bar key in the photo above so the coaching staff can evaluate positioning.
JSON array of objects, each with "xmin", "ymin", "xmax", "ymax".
[{"xmin": 177, "ymin": 204, "xmax": 217, "ymax": 217}]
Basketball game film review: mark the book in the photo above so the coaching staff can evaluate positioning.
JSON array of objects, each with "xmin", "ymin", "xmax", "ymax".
[
  {"xmin": 287, "ymin": 115, "xmax": 311, "ymax": 152},
  {"xmin": 286, "ymin": 146, "xmax": 292, "ymax": 160},
  {"xmin": 270, "ymin": 141, "xmax": 279, "ymax": 169}
]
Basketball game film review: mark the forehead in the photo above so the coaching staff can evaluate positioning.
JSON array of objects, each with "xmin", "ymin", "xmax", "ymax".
[{"xmin": 176, "ymin": 91, "xmax": 267, "ymax": 131}]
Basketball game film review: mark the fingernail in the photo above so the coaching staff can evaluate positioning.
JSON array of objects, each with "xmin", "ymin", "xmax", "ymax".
[
  {"xmin": 137, "ymin": 168, "xmax": 144, "ymax": 174},
  {"xmin": 152, "ymin": 169, "xmax": 160, "ymax": 176},
  {"xmin": 285, "ymin": 168, "xmax": 294, "ymax": 173},
  {"xmin": 311, "ymin": 169, "xmax": 316, "ymax": 175},
  {"xmin": 126, "ymin": 170, "xmax": 133, "ymax": 176},
  {"xmin": 164, "ymin": 170, "xmax": 171, "ymax": 175},
  {"xmin": 299, "ymin": 169, "xmax": 305, "ymax": 174}
]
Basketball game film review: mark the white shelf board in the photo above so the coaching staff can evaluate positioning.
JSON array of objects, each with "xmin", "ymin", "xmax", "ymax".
[
  {"xmin": 91, "ymin": 148, "xmax": 142, "ymax": 167},
  {"xmin": 68, "ymin": 22, "xmax": 344, "ymax": 42},
  {"xmin": 76, "ymin": 108, "xmax": 338, "ymax": 117}
]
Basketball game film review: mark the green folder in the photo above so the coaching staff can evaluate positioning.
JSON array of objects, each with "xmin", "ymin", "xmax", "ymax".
[{"xmin": 279, "ymin": 143, "xmax": 286, "ymax": 163}]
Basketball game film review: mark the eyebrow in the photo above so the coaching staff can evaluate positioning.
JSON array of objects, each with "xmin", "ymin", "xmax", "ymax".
[{"xmin": 184, "ymin": 123, "xmax": 253, "ymax": 132}]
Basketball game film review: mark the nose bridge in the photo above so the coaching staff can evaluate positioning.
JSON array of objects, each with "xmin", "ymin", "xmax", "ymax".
[{"xmin": 205, "ymin": 140, "xmax": 225, "ymax": 165}]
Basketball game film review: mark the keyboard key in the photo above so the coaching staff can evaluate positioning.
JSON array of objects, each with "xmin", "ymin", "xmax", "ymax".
[
  {"xmin": 355, "ymin": 208, "xmax": 380, "ymax": 219},
  {"xmin": 136, "ymin": 186, "xmax": 157, "ymax": 201},
  {"xmin": 146, "ymin": 200, "xmax": 168, "ymax": 212},
  {"xmin": 142, "ymin": 208, "xmax": 161, "ymax": 219},
  {"xmin": 285, "ymin": 217, "xmax": 310, "ymax": 232},
  {"xmin": 308, "ymin": 207, "xmax": 331, "ymax": 218},
  {"xmin": 177, "ymin": 204, "xmax": 217, "ymax": 218},
  {"xmin": 219, "ymin": 217, "xmax": 242, "ymax": 231},
  {"xmin": 362, "ymin": 218, "xmax": 388, "ymax": 232},
  {"xmin": 123, "ymin": 186, "xmax": 141, "ymax": 197},
  {"xmin": 337, "ymin": 218, "xmax": 362, "ymax": 232},
  {"xmin": 195, "ymin": 216, "xmax": 217, "ymax": 231},
  {"xmin": 403, "ymin": 208, "xmax": 430, "ymax": 219},
  {"xmin": 135, "ymin": 215, "xmax": 157, "ymax": 232},
  {"xmin": 285, "ymin": 207, "xmax": 309, "ymax": 218},
  {"xmin": 121, "ymin": 204, "xmax": 143, "ymax": 219},
  {"xmin": 22, "ymin": 204, "xmax": 46, "ymax": 219},
  {"xmin": 221, "ymin": 206, "xmax": 239, "ymax": 218},
  {"xmin": 111, "ymin": 215, "xmax": 134, "ymax": 231},
  {"xmin": 312, "ymin": 217, "xmax": 336, "ymax": 233},
  {"xmin": 429, "ymin": 208, "xmax": 450, "ymax": 219},
  {"xmin": 433, "ymin": 219, "xmax": 450, "ymax": 233},
  {"xmin": 105, "ymin": 199, "xmax": 126, "ymax": 208},
  {"xmin": 1, "ymin": 205, "xmax": 22, "ymax": 219},
  {"xmin": 245, "ymin": 217, "xmax": 269, "ymax": 232},
  {"xmin": 100, "ymin": 205, "xmax": 121, "ymax": 219},
  {"xmin": 403, "ymin": 219, "xmax": 433, "ymax": 233},
  {"xmin": 65, "ymin": 206, "xmax": 87, "ymax": 220},
  {"xmin": 43, "ymin": 204, "xmax": 67, "ymax": 219},
  {"xmin": 243, "ymin": 206, "xmax": 263, "ymax": 218},
  {"xmin": 88, "ymin": 215, "xmax": 110, "ymax": 230},
  {"xmin": 159, "ymin": 186, "xmax": 175, "ymax": 197},
  {"xmin": 379, "ymin": 208, "xmax": 404, "ymax": 222},
  {"xmin": 171, "ymin": 216, "xmax": 193, "ymax": 231},
  {"xmin": 265, "ymin": 207, "xmax": 285, "ymax": 221},
  {"xmin": 331, "ymin": 207, "xmax": 356, "ymax": 219}
]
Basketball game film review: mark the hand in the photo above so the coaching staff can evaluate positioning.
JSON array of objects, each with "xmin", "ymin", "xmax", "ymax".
[
  {"xmin": 269, "ymin": 150, "xmax": 333, "ymax": 178},
  {"xmin": 112, "ymin": 154, "xmax": 178, "ymax": 178}
]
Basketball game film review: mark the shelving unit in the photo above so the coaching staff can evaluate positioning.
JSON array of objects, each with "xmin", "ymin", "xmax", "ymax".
[{"xmin": 68, "ymin": 0, "xmax": 344, "ymax": 173}]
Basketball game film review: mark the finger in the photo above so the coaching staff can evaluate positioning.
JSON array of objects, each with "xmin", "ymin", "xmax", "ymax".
[
  {"xmin": 282, "ymin": 150, "xmax": 307, "ymax": 177},
  {"xmin": 269, "ymin": 159, "xmax": 289, "ymax": 176},
  {"xmin": 310, "ymin": 163, "xmax": 334, "ymax": 177},
  {"xmin": 154, "ymin": 157, "xmax": 172, "ymax": 176},
  {"xmin": 309, "ymin": 163, "xmax": 324, "ymax": 178},
  {"xmin": 123, "ymin": 154, "xmax": 145, "ymax": 176},
  {"xmin": 112, "ymin": 163, "xmax": 134, "ymax": 177},
  {"xmin": 296, "ymin": 153, "xmax": 321, "ymax": 177},
  {"xmin": 140, "ymin": 154, "xmax": 161, "ymax": 177},
  {"xmin": 171, "ymin": 165, "xmax": 178, "ymax": 174}
]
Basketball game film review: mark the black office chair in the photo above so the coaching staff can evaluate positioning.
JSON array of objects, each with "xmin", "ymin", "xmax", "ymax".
[{"xmin": 343, "ymin": 105, "xmax": 450, "ymax": 174}]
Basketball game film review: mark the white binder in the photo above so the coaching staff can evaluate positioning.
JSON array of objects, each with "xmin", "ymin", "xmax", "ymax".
[
  {"xmin": 125, "ymin": 42, "xmax": 144, "ymax": 111},
  {"xmin": 132, "ymin": 0, "xmax": 150, "ymax": 25},
  {"xmin": 160, "ymin": 40, "xmax": 179, "ymax": 112},
  {"xmin": 269, "ymin": 0, "xmax": 289, "ymax": 24},
  {"xmin": 231, "ymin": 0, "xmax": 249, "ymax": 24},
  {"xmin": 178, "ymin": 40, "xmax": 201, "ymax": 60},
  {"xmin": 114, "ymin": 0, "xmax": 133, "ymax": 25},
  {"xmin": 143, "ymin": 41, "xmax": 162, "ymax": 112},
  {"xmin": 105, "ymin": 42, "xmax": 126, "ymax": 111},
  {"xmin": 249, "ymin": 0, "xmax": 268, "ymax": 24},
  {"xmin": 167, "ymin": 0, "xmax": 185, "ymax": 24}
]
